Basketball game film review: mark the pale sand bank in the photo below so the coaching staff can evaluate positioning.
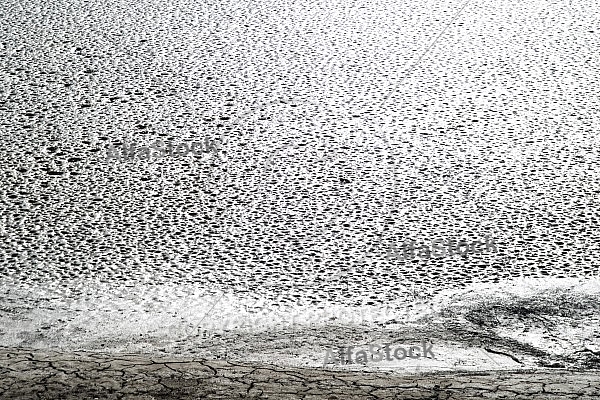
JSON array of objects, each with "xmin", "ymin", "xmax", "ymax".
[{"xmin": 1, "ymin": 277, "xmax": 599, "ymax": 374}]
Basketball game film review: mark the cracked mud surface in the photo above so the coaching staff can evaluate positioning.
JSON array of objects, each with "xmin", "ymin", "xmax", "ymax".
[
  {"xmin": 2, "ymin": 281, "xmax": 600, "ymax": 399},
  {"xmin": 1, "ymin": 348, "xmax": 599, "ymax": 400}
]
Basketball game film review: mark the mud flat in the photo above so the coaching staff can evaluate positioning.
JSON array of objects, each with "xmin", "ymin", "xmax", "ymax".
[
  {"xmin": 1, "ymin": 347, "xmax": 599, "ymax": 400},
  {"xmin": 2, "ymin": 278, "xmax": 600, "ymax": 398},
  {"xmin": 2, "ymin": 0, "xmax": 600, "ymax": 397}
]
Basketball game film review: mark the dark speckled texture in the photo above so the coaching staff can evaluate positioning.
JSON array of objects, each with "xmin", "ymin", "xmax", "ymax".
[{"xmin": 0, "ymin": 0, "xmax": 599, "ymax": 339}]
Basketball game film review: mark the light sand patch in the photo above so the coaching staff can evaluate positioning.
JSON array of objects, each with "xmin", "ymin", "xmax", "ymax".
[{"xmin": 2, "ymin": 276, "xmax": 600, "ymax": 374}]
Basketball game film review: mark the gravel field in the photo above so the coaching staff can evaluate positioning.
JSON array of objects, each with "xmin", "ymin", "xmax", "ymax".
[{"xmin": 1, "ymin": 0, "xmax": 600, "ymax": 397}]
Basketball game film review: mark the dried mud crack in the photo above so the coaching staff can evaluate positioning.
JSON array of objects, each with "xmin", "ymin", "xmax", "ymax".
[{"xmin": 1, "ymin": 348, "xmax": 599, "ymax": 399}]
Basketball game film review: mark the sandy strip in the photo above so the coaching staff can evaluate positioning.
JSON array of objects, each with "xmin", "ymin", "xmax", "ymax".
[{"xmin": 2, "ymin": 278, "xmax": 600, "ymax": 398}]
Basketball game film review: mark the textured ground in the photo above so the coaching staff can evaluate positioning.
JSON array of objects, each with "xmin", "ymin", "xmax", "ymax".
[
  {"xmin": 1, "ymin": 0, "xmax": 600, "ymax": 306},
  {"xmin": 2, "ymin": 348, "xmax": 600, "ymax": 400},
  {"xmin": 2, "ymin": 0, "xmax": 600, "ymax": 397},
  {"xmin": 2, "ymin": 278, "xmax": 600, "ymax": 398}
]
